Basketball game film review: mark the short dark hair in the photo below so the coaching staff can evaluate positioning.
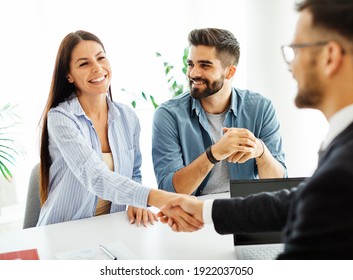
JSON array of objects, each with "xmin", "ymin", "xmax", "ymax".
[
  {"xmin": 188, "ymin": 28, "xmax": 240, "ymax": 67},
  {"xmin": 296, "ymin": 0, "xmax": 353, "ymax": 41}
]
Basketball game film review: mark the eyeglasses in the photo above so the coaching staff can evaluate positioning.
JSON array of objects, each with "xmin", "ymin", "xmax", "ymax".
[{"xmin": 281, "ymin": 41, "xmax": 328, "ymax": 66}]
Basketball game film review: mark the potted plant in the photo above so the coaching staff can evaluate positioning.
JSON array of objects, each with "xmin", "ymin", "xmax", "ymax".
[{"xmin": 0, "ymin": 103, "xmax": 21, "ymax": 182}]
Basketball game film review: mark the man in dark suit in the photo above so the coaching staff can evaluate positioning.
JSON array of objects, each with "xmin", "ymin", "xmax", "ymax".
[{"xmin": 159, "ymin": 0, "xmax": 353, "ymax": 259}]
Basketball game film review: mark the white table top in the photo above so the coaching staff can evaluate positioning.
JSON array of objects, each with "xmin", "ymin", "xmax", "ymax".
[{"xmin": 0, "ymin": 192, "xmax": 235, "ymax": 260}]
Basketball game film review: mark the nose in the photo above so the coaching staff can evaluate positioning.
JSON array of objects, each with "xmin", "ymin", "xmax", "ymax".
[
  {"xmin": 91, "ymin": 62, "xmax": 102, "ymax": 73},
  {"xmin": 188, "ymin": 66, "xmax": 201, "ymax": 79}
]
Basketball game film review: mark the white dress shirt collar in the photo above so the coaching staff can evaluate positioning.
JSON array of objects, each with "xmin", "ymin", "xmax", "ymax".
[{"xmin": 321, "ymin": 103, "xmax": 353, "ymax": 151}]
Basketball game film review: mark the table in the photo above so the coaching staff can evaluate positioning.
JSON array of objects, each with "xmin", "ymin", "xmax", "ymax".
[{"xmin": 0, "ymin": 192, "xmax": 235, "ymax": 259}]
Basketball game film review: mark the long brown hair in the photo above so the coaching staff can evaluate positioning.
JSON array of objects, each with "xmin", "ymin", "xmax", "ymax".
[{"xmin": 39, "ymin": 30, "xmax": 112, "ymax": 205}]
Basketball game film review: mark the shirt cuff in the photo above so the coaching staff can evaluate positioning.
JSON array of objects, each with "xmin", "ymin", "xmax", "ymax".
[{"xmin": 202, "ymin": 199, "xmax": 215, "ymax": 224}]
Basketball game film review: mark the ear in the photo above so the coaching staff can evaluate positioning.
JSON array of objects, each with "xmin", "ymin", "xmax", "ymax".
[
  {"xmin": 323, "ymin": 41, "xmax": 344, "ymax": 77},
  {"xmin": 225, "ymin": 65, "xmax": 237, "ymax": 80},
  {"xmin": 66, "ymin": 74, "xmax": 74, "ymax": 83}
]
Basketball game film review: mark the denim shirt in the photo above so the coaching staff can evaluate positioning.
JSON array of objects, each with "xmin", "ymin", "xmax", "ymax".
[
  {"xmin": 152, "ymin": 87, "xmax": 287, "ymax": 195},
  {"xmin": 37, "ymin": 95, "xmax": 150, "ymax": 226}
]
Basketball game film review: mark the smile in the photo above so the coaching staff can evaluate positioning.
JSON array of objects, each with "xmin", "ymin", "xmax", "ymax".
[
  {"xmin": 191, "ymin": 79, "xmax": 205, "ymax": 85},
  {"xmin": 90, "ymin": 75, "xmax": 106, "ymax": 83}
]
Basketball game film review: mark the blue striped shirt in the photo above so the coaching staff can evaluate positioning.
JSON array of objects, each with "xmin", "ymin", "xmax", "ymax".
[{"xmin": 37, "ymin": 94, "xmax": 151, "ymax": 226}]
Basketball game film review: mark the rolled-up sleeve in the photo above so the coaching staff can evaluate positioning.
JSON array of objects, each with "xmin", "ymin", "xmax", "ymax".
[
  {"xmin": 258, "ymin": 100, "xmax": 287, "ymax": 177},
  {"xmin": 152, "ymin": 106, "xmax": 184, "ymax": 193}
]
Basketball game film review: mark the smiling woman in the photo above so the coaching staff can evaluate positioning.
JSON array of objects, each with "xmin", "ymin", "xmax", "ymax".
[{"xmin": 36, "ymin": 30, "xmax": 178, "ymax": 227}]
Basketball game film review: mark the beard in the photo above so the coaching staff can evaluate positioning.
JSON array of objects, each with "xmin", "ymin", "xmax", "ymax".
[
  {"xmin": 189, "ymin": 75, "xmax": 225, "ymax": 100},
  {"xmin": 295, "ymin": 84, "xmax": 323, "ymax": 109},
  {"xmin": 295, "ymin": 58, "xmax": 323, "ymax": 109}
]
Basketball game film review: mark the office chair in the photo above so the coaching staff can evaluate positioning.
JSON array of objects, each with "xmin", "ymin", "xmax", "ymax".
[{"xmin": 23, "ymin": 163, "xmax": 41, "ymax": 229}]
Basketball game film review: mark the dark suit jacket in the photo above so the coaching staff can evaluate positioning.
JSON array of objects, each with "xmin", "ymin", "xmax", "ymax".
[{"xmin": 212, "ymin": 122, "xmax": 353, "ymax": 259}]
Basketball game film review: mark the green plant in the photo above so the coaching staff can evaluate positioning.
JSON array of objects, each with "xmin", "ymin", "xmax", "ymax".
[
  {"xmin": 156, "ymin": 46, "xmax": 189, "ymax": 98},
  {"xmin": 0, "ymin": 103, "xmax": 21, "ymax": 182},
  {"xmin": 130, "ymin": 47, "xmax": 189, "ymax": 109},
  {"xmin": 131, "ymin": 91, "xmax": 159, "ymax": 110}
]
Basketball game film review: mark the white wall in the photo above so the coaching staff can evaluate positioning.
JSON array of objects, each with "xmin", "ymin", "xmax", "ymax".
[
  {"xmin": 0, "ymin": 0, "xmax": 328, "ymax": 226},
  {"xmin": 245, "ymin": 0, "xmax": 328, "ymax": 176}
]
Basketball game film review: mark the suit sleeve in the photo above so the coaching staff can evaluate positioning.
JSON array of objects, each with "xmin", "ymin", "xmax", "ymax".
[
  {"xmin": 212, "ymin": 188, "xmax": 295, "ymax": 234},
  {"xmin": 278, "ymin": 166, "xmax": 353, "ymax": 259}
]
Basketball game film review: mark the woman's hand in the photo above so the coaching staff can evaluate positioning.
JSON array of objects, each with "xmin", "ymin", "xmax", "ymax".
[{"xmin": 127, "ymin": 206, "xmax": 158, "ymax": 227}]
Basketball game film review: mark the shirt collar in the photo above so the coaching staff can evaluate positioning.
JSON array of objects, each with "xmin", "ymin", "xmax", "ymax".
[
  {"xmin": 190, "ymin": 97, "xmax": 202, "ymax": 116},
  {"xmin": 68, "ymin": 93, "xmax": 120, "ymax": 121},
  {"xmin": 190, "ymin": 87, "xmax": 238, "ymax": 117},
  {"xmin": 69, "ymin": 94, "xmax": 86, "ymax": 117},
  {"xmin": 321, "ymin": 103, "xmax": 353, "ymax": 150},
  {"xmin": 106, "ymin": 96, "xmax": 120, "ymax": 121},
  {"xmin": 229, "ymin": 88, "xmax": 238, "ymax": 117}
]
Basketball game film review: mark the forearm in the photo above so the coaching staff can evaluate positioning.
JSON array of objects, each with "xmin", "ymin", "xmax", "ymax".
[
  {"xmin": 256, "ymin": 143, "xmax": 285, "ymax": 178},
  {"xmin": 147, "ymin": 189, "xmax": 178, "ymax": 209},
  {"xmin": 173, "ymin": 152, "xmax": 214, "ymax": 194}
]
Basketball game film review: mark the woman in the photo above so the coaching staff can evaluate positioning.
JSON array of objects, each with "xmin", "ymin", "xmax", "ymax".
[{"xmin": 37, "ymin": 30, "xmax": 183, "ymax": 227}]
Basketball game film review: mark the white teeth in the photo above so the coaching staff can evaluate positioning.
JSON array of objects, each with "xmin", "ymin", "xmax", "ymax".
[
  {"xmin": 91, "ymin": 76, "xmax": 105, "ymax": 83},
  {"xmin": 193, "ymin": 81, "xmax": 203, "ymax": 85}
]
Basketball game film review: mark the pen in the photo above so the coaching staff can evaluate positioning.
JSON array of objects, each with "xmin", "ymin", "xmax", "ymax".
[{"xmin": 99, "ymin": 245, "xmax": 118, "ymax": 260}]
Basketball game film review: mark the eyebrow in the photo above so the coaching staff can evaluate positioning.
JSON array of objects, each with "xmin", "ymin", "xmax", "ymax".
[
  {"xmin": 74, "ymin": 51, "xmax": 105, "ymax": 65},
  {"xmin": 187, "ymin": 59, "xmax": 213, "ymax": 65}
]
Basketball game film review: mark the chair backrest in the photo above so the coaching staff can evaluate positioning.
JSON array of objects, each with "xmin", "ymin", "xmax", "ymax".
[{"xmin": 23, "ymin": 163, "xmax": 41, "ymax": 229}]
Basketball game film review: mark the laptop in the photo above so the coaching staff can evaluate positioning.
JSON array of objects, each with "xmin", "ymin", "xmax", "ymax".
[{"xmin": 230, "ymin": 177, "xmax": 307, "ymax": 260}]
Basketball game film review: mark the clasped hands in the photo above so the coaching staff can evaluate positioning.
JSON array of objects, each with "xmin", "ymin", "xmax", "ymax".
[{"xmin": 213, "ymin": 127, "xmax": 264, "ymax": 163}]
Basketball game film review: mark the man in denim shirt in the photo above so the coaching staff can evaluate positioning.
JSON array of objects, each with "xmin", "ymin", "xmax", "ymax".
[{"xmin": 152, "ymin": 28, "xmax": 287, "ymax": 196}]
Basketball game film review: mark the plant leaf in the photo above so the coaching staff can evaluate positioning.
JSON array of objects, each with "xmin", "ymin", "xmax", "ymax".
[
  {"xmin": 0, "ymin": 161, "xmax": 12, "ymax": 182},
  {"xmin": 0, "ymin": 144, "xmax": 18, "ymax": 154},
  {"xmin": 0, "ymin": 102, "xmax": 21, "ymax": 182},
  {"xmin": 149, "ymin": 95, "xmax": 159, "ymax": 109},
  {"xmin": 182, "ymin": 47, "xmax": 189, "ymax": 75},
  {"xmin": 0, "ymin": 152, "xmax": 16, "ymax": 165},
  {"xmin": 141, "ymin": 91, "xmax": 147, "ymax": 100},
  {"xmin": 167, "ymin": 76, "xmax": 174, "ymax": 83}
]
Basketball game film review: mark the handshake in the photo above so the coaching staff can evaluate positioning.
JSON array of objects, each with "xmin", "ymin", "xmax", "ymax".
[{"xmin": 157, "ymin": 194, "xmax": 206, "ymax": 232}]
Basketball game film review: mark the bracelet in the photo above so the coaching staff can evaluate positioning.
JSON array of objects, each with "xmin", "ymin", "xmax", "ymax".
[
  {"xmin": 206, "ymin": 146, "xmax": 220, "ymax": 164},
  {"xmin": 258, "ymin": 139, "xmax": 265, "ymax": 158}
]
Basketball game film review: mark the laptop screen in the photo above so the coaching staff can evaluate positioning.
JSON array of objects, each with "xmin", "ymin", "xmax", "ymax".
[{"xmin": 230, "ymin": 177, "xmax": 307, "ymax": 245}]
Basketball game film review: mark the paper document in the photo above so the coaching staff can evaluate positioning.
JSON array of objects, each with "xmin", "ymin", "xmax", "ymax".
[{"xmin": 55, "ymin": 241, "xmax": 137, "ymax": 260}]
